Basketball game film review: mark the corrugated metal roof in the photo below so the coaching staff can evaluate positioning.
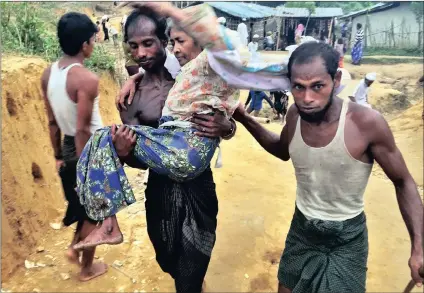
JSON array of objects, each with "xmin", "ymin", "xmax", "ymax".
[
  {"xmin": 339, "ymin": 2, "xmax": 395, "ymax": 19},
  {"xmin": 275, "ymin": 6, "xmax": 344, "ymax": 18},
  {"xmin": 206, "ymin": 2, "xmax": 275, "ymax": 19},
  {"xmin": 206, "ymin": 2, "xmax": 343, "ymax": 19}
]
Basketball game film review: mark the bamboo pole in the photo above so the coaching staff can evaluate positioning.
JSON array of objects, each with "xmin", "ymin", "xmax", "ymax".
[
  {"xmin": 328, "ymin": 17, "xmax": 334, "ymax": 43},
  {"xmin": 275, "ymin": 17, "xmax": 282, "ymax": 51}
]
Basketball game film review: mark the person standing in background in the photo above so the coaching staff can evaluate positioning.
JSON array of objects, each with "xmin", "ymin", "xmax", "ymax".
[
  {"xmin": 245, "ymin": 90, "xmax": 275, "ymax": 117},
  {"xmin": 294, "ymin": 23, "xmax": 304, "ymax": 44},
  {"xmin": 248, "ymin": 34, "xmax": 259, "ymax": 53},
  {"xmin": 351, "ymin": 23, "xmax": 364, "ymax": 65},
  {"xmin": 237, "ymin": 18, "xmax": 248, "ymax": 46},
  {"xmin": 102, "ymin": 17, "xmax": 110, "ymax": 42},
  {"xmin": 334, "ymin": 38, "xmax": 345, "ymax": 68},
  {"xmin": 265, "ymin": 31, "xmax": 275, "ymax": 50},
  {"xmin": 271, "ymin": 90, "xmax": 289, "ymax": 123}
]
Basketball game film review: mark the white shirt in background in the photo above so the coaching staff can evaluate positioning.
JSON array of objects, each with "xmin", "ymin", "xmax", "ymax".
[
  {"xmin": 138, "ymin": 49, "xmax": 181, "ymax": 79},
  {"xmin": 248, "ymin": 41, "xmax": 258, "ymax": 53},
  {"xmin": 237, "ymin": 22, "xmax": 248, "ymax": 46},
  {"xmin": 353, "ymin": 79, "xmax": 371, "ymax": 108}
]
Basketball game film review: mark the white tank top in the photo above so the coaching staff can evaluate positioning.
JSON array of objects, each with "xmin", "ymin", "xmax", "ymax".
[
  {"xmin": 47, "ymin": 62, "xmax": 103, "ymax": 136},
  {"xmin": 289, "ymin": 100, "xmax": 373, "ymax": 221}
]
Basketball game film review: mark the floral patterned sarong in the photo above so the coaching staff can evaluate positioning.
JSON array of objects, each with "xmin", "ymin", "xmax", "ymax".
[{"xmin": 76, "ymin": 119, "xmax": 219, "ymax": 221}]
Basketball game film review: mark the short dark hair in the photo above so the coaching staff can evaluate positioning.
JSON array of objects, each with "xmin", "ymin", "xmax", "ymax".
[
  {"xmin": 124, "ymin": 7, "xmax": 167, "ymax": 42},
  {"xmin": 288, "ymin": 42, "xmax": 340, "ymax": 80},
  {"xmin": 57, "ymin": 12, "xmax": 98, "ymax": 56},
  {"xmin": 357, "ymin": 23, "xmax": 362, "ymax": 29}
]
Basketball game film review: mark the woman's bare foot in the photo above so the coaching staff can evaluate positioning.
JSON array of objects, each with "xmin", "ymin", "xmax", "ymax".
[
  {"xmin": 65, "ymin": 247, "xmax": 81, "ymax": 266},
  {"xmin": 79, "ymin": 262, "xmax": 108, "ymax": 282},
  {"xmin": 73, "ymin": 216, "xmax": 123, "ymax": 250}
]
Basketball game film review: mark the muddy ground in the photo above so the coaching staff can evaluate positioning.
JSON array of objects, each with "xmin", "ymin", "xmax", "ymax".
[{"xmin": 1, "ymin": 52, "xmax": 423, "ymax": 292}]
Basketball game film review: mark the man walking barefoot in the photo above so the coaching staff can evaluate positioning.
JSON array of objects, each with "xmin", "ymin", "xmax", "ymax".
[{"xmin": 41, "ymin": 12, "xmax": 107, "ymax": 281}]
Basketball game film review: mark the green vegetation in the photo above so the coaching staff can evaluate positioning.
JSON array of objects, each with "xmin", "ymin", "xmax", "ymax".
[
  {"xmin": 1, "ymin": 2, "xmax": 116, "ymax": 74},
  {"xmin": 363, "ymin": 47, "xmax": 424, "ymax": 57},
  {"xmin": 281, "ymin": 2, "xmax": 375, "ymax": 14},
  {"xmin": 344, "ymin": 55, "xmax": 423, "ymax": 65},
  {"xmin": 410, "ymin": 2, "xmax": 423, "ymax": 48},
  {"xmin": 285, "ymin": 2, "xmax": 316, "ymax": 14},
  {"xmin": 315, "ymin": 2, "xmax": 375, "ymax": 14}
]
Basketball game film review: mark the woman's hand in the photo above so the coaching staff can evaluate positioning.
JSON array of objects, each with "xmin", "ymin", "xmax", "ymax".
[
  {"xmin": 116, "ymin": 75, "xmax": 140, "ymax": 111},
  {"xmin": 191, "ymin": 112, "xmax": 234, "ymax": 138}
]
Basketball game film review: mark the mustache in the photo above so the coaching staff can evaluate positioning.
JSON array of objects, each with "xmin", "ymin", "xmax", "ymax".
[{"xmin": 135, "ymin": 57, "xmax": 155, "ymax": 63}]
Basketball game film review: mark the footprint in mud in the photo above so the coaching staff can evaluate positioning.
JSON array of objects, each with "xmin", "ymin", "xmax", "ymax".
[{"xmin": 249, "ymin": 273, "xmax": 273, "ymax": 292}]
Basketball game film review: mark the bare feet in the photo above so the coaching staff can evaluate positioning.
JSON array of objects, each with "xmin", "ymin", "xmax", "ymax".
[
  {"xmin": 65, "ymin": 247, "xmax": 81, "ymax": 266},
  {"xmin": 79, "ymin": 262, "xmax": 108, "ymax": 282},
  {"xmin": 73, "ymin": 216, "xmax": 123, "ymax": 250}
]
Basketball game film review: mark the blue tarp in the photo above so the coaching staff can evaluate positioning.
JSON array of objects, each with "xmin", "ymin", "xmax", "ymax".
[{"xmin": 206, "ymin": 2, "xmax": 275, "ymax": 19}]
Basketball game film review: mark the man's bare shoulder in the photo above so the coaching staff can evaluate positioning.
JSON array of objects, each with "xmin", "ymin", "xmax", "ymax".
[
  {"xmin": 69, "ymin": 66, "xmax": 99, "ymax": 97},
  {"xmin": 70, "ymin": 66, "xmax": 99, "ymax": 84},
  {"xmin": 285, "ymin": 103, "xmax": 299, "ymax": 128},
  {"xmin": 348, "ymin": 101, "xmax": 389, "ymax": 138},
  {"xmin": 41, "ymin": 65, "xmax": 52, "ymax": 89}
]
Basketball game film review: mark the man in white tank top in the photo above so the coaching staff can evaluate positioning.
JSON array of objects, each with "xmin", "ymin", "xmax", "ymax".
[
  {"xmin": 233, "ymin": 42, "xmax": 423, "ymax": 292},
  {"xmin": 41, "ymin": 12, "xmax": 106, "ymax": 282}
]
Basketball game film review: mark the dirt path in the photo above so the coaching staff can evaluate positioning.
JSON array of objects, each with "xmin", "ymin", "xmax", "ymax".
[
  {"xmin": 3, "ymin": 104, "xmax": 422, "ymax": 293},
  {"xmin": 1, "ymin": 52, "xmax": 422, "ymax": 292}
]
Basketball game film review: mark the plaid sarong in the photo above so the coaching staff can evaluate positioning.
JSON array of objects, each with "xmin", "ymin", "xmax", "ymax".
[
  {"xmin": 145, "ymin": 167, "xmax": 218, "ymax": 293},
  {"xmin": 278, "ymin": 206, "xmax": 368, "ymax": 293}
]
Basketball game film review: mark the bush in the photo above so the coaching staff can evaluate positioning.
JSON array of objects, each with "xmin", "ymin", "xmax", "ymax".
[
  {"xmin": 1, "ymin": 2, "xmax": 116, "ymax": 72},
  {"xmin": 1, "ymin": 3, "xmax": 59, "ymax": 59},
  {"xmin": 85, "ymin": 45, "xmax": 116, "ymax": 74},
  {"xmin": 362, "ymin": 47, "xmax": 423, "ymax": 57}
]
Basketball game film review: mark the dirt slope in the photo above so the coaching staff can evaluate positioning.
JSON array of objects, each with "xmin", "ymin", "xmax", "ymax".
[{"xmin": 1, "ymin": 56, "xmax": 121, "ymax": 281}]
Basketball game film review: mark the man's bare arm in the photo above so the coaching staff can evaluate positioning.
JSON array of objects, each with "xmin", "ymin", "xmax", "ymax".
[
  {"xmin": 368, "ymin": 112, "xmax": 423, "ymax": 281},
  {"xmin": 233, "ymin": 104, "xmax": 292, "ymax": 160},
  {"xmin": 75, "ymin": 72, "xmax": 99, "ymax": 157},
  {"xmin": 41, "ymin": 67, "xmax": 62, "ymax": 159}
]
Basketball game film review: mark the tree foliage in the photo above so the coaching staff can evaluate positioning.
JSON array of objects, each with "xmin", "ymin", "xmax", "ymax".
[
  {"xmin": 316, "ymin": 2, "xmax": 375, "ymax": 14},
  {"xmin": 280, "ymin": 2, "xmax": 375, "ymax": 15},
  {"xmin": 410, "ymin": 2, "xmax": 424, "ymax": 24},
  {"xmin": 1, "ymin": 2, "xmax": 116, "ymax": 73},
  {"xmin": 284, "ymin": 2, "xmax": 316, "ymax": 15}
]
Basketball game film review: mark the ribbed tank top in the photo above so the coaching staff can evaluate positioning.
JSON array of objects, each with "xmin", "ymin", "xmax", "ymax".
[
  {"xmin": 47, "ymin": 62, "xmax": 103, "ymax": 136},
  {"xmin": 289, "ymin": 100, "xmax": 373, "ymax": 221}
]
